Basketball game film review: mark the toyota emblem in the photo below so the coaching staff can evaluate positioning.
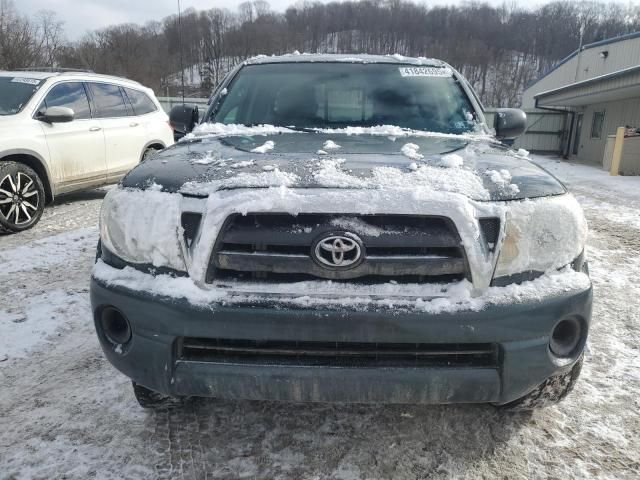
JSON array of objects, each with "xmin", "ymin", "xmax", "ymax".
[{"xmin": 312, "ymin": 232, "xmax": 364, "ymax": 269}]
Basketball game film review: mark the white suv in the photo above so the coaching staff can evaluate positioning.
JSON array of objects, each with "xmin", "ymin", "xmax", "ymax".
[{"xmin": 0, "ymin": 70, "xmax": 174, "ymax": 232}]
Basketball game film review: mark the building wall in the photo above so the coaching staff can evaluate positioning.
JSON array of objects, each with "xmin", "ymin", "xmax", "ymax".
[
  {"xmin": 522, "ymin": 35, "xmax": 640, "ymax": 108},
  {"xmin": 570, "ymin": 96, "xmax": 640, "ymax": 164},
  {"xmin": 620, "ymin": 136, "xmax": 640, "ymax": 175},
  {"xmin": 158, "ymin": 96, "xmax": 209, "ymax": 114},
  {"xmin": 484, "ymin": 109, "xmax": 566, "ymax": 152}
]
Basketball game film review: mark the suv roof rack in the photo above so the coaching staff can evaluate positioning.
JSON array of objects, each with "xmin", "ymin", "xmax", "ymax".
[{"xmin": 15, "ymin": 67, "xmax": 94, "ymax": 73}]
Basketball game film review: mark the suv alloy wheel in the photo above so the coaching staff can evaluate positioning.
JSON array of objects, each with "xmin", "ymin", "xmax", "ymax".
[{"xmin": 0, "ymin": 162, "xmax": 45, "ymax": 233}]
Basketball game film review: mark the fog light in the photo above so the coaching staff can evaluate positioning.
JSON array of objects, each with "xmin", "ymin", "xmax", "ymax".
[
  {"xmin": 549, "ymin": 317, "xmax": 582, "ymax": 357},
  {"xmin": 100, "ymin": 307, "xmax": 132, "ymax": 346}
]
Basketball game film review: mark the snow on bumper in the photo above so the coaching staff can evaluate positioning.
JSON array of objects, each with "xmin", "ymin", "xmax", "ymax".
[{"xmin": 92, "ymin": 259, "xmax": 590, "ymax": 313}]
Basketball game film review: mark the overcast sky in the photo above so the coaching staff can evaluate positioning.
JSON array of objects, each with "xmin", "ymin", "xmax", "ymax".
[{"xmin": 16, "ymin": 0, "xmax": 633, "ymax": 40}]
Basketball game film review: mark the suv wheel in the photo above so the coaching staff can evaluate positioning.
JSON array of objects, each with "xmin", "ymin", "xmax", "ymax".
[
  {"xmin": 496, "ymin": 354, "xmax": 584, "ymax": 411},
  {"xmin": 0, "ymin": 162, "xmax": 45, "ymax": 233},
  {"xmin": 132, "ymin": 381, "xmax": 184, "ymax": 409}
]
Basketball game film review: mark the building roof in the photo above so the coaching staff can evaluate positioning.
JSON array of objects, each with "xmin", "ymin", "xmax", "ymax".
[
  {"xmin": 526, "ymin": 31, "xmax": 640, "ymax": 90},
  {"xmin": 244, "ymin": 53, "xmax": 446, "ymax": 67},
  {"xmin": 535, "ymin": 64, "xmax": 640, "ymax": 108}
]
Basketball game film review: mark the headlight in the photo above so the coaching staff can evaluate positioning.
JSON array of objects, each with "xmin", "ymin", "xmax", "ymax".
[
  {"xmin": 494, "ymin": 194, "xmax": 587, "ymax": 278},
  {"xmin": 100, "ymin": 186, "xmax": 185, "ymax": 270}
]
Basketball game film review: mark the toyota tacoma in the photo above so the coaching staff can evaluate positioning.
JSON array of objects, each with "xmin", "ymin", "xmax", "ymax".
[{"xmin": 91, "ymin": 54, "xmax": 591, "ymax": 410}]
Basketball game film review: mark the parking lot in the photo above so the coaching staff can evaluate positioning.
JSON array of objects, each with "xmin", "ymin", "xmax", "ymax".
[{"xmin": 1, "ymin": 156, "xmax": 639, "ymax": 480}]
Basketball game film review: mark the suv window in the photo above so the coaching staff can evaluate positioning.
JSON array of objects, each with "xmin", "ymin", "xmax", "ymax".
[
  {"xmin": 41, "ymin": 82, "xmax": 91, "ymax": 120},
  {"xmin": 123, "ymin": 88, "xmax": 157, "ymax": 115},
  {"xmin": 0, "ymin": 76, "xmax": 45, "ymax": 115},
  {"xmin": 90, "ymin": 83, "xmax": 129, "ymax": 118}
]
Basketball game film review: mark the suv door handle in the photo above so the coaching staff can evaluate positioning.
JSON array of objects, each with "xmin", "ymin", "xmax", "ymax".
[
  {"xmin": 89, "ymin": 126, "xmax": 102, "ymax": 132},
  {"xmin": 129, "ymin": 122, "xmax": 139, "ymax": 127}
]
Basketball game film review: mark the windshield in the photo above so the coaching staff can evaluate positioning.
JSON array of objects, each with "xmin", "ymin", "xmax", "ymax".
[
  {"xmin": 0, "ymin": 76, "xmax": 44, "ymax": 115},
  {"xmin": 210, "ymin": 63, "xmax": 477, "ymax": 134}
]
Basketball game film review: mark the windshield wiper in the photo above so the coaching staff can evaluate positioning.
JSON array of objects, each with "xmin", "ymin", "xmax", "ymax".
[{"xmin": 280, "ymin": 126, "xmax": 316, "ymax": 132}]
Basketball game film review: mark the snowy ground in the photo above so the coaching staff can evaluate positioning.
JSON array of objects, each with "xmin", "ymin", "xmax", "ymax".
[{"xmin": 1, "ymin": 156, "xmax": 639, "ymax": 479}]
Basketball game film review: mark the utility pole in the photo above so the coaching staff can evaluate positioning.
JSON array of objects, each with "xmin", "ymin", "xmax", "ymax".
[
  {"xmin": 574, "ymin": 20, "xmax": 585, "ymax": 82},
  {"xmin": 178, "ymin": 0, "xmax": 185, "ymax": 104}
]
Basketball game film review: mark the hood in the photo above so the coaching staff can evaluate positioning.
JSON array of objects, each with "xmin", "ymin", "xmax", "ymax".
[
  {"xmin": 0, "ymin": 114, "xmax": 20, "ymax": 124},
  {"xmin": 121, "ymin": 132, "xmax": 566, "ymax": 201}
]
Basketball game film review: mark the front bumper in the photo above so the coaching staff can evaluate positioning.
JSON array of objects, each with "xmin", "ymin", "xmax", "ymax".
[{"xmin": 90, "ymin": 274, "xmax": 592, "ymax": 405}]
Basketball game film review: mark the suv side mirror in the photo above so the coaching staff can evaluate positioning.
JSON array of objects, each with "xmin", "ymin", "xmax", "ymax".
[
  {"xmin": 494, "ymin": 108, "xmax": 526, "ymax": 140},
  {"xmin": 38, "ymin": 106, "xmax": 75, "ymax": 123},
  {"xmin": 169, "ymin": 104, "xmax": 199, "ymax": 140}
]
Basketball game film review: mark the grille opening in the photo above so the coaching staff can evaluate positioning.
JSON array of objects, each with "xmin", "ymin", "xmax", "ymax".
[
  {"xmin": 228, "ymin": 213, "xmax": 456, "ymax": 230},
  {"xmin": 181, "ymin": 212, "xmax": 202, "ymax": 248},
  {"xmin": 212, "ymin": 271, "xmax": 465, "ymax": 285},
  {"xmin": 208, "ymin": 213, "xmax": 471, "ymax": 284},
  {"xmin": 366, "ymin": 246, "xmax": 461, "ymax": 257},
  {"xmin": 479, "ymin": 218, "xmax": 500, "ymax": 252},
  {"xmin": 179, "ymin": 338, "xmax": 500, "ymax": 368},
  {"xmin": 219, "ymin": 243, "xmax": 462, "ymax": 258}
]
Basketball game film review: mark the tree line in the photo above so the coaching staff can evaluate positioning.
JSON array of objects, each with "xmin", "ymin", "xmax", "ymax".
[{"xmin": 2, "ymin": 0, "xmax": 640, "ymax": 106}]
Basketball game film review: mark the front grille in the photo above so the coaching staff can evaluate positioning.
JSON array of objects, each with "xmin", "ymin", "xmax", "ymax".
[
  {"xmin": 479, "ymin": 218, "xmax": 501, "ymax": 252},
  {"xmin": 207, "ymin": 213, "xmax": 472, "ymax": 284},
  {"xmin": 178, "ymin": 338, "xmax": 500, "ymax": 368},
  {"xmin": 181, "ymin": 212, "xmax": 202, "ymax": 248}
]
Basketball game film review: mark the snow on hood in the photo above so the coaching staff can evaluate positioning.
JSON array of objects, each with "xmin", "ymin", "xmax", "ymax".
[{"xmin": 123, "ymin": 124, "xmax": 566, "ymax": 201}]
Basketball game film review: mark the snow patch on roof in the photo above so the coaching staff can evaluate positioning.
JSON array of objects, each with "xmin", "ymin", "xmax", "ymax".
[{"xmin": 243, "ymin": 53, "xmax": 445, "ymax": 66}]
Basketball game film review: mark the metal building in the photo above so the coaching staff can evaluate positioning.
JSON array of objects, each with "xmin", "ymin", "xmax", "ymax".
[{"xmin": 522, "ymin": 32, "xmax": 640, "ymax": 165}]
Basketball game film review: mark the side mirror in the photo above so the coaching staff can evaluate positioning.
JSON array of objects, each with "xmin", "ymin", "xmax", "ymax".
[
  {"xmin": 169, "ymin": 104, "xmax": 199, "ymax": 140},
  {"xmin": 38, "ymin": 106, "xmax": 75, "ymax": 123},
  {"xmin": 494, "ymin": 108, "xmax": 526, "ymax": 140}
]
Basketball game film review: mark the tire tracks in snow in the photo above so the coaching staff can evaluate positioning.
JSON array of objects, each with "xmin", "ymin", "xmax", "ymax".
[{"xmin": 2, "ymin": 170, "xmax": 640, "ymax": 479}]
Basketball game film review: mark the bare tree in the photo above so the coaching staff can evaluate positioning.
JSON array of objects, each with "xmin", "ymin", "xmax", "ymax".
[
  {"xmin": 0, "ymin": 0, "xmax": 39, "ymax": 68},
  {"xmin": 9, "ymin": 0, "xmax": 636, "ymax": 104},
  {"xmin": 33, "ymin": 10, "xmax": 64, "ymax": 67}
]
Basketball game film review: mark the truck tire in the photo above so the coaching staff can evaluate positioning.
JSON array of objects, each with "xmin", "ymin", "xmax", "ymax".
[
  {"xmin": 0, "ymin": 161, "xmax": 45, "ymax": 233},
  {"xmin": 132, "ymin": 381, "xmax": 184, "ymax": 409},
  {"xmin": 497, "ymin": 354, "xmax": 584, "ymax": 411}
]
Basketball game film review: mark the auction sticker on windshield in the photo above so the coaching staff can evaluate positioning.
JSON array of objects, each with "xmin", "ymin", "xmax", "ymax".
[
  {"xmin": 11, "ymin": 78, "xmax": 41, "ymax": 85},
  {"xmin": 398, "ymin": 67, "xmax": 453, "ymax": 77}
]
